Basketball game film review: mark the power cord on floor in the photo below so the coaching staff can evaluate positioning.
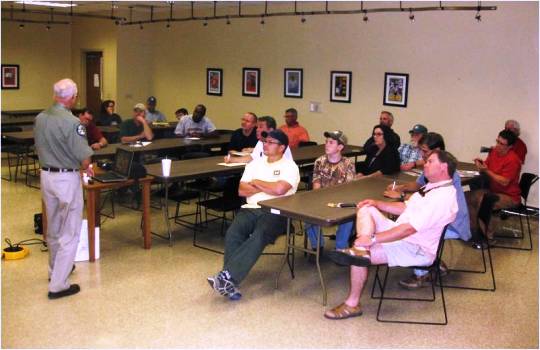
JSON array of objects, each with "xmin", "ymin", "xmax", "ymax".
[{"xmin": 3, "ymin": 238, "xmax": 48, "ymax": 260}]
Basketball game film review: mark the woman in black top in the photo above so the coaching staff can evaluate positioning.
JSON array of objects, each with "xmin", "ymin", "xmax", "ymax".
[
  {"xmin": 97, "ymin": 100, "xmax": 122, "ymax": 126},
  {"xmin": 356, "ymin": 124, "xmax": 400, "ymax": 178}
]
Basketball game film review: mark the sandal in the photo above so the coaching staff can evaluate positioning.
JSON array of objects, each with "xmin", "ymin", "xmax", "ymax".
[
  {"xmin": 324, "ymin": 302, "xmax": 363, "ymax": 320},
  {"xmin": 327, "ymin": 247, "xmax": 371, "ymax": 267}
]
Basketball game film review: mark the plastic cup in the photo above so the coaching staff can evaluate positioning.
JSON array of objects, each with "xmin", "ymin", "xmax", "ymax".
[{"xmin": 162, "ymin": 159, "xmax": 171, "ymax": 177}]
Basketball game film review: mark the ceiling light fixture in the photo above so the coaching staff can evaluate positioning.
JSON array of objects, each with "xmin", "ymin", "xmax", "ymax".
[
  {"xmin": 139, "ymin": 23, "xmax": 143, "ymax": 30},
  {"xmin": 226, "ymin": 16, "xmax": 231, "ymax": 25},
  {"xmin": 19, "ymin": 23, "xmax": 25, "ymax": 28},
  {"xmin": 260, "ymin": 15, "xmax": 265, "ymax": 25},
  {"xmin": 15, "ymin": 1, "xmax": 76, "ymax": 8},
  {"xmin": 475, "ymin": 11, "xmax": 481, "ymax": 21},
  {"xmin": 301, "ymin": 16, "xmax": 306, "ymax": 23},
  {"xmin": 45, "ymin": 24, "xmax": 51, "ymax": 30},
  {"xmin": 203, "ymin": 17, "xmax": 208, "ymax": 26},
  {"xmin": 363, "ymin": 13, "xmax": 368, "ymax": 22}
]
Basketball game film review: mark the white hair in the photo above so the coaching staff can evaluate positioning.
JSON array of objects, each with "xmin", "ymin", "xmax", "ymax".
[
  {"xmin": 53, "ymin": 78, "xmax": 78, "ymax": 99},
  {"xmin": 505, "ymin": 119, "xmax": 520, "ymax": 130}
]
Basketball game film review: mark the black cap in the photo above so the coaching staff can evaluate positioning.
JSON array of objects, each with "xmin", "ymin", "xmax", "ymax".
[
  {"xmin": 409, "ymin": 124, "xmax": 428, "ymax": 135},
  {"xmin": 261, "ymin": 130, "xmax": 289, "ymax": 147},
  {"xmin": 147, "ymin": 96, "xmax": 157, "ymax": 105}
]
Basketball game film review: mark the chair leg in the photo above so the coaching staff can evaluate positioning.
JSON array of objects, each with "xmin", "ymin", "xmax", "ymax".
[
  {"xmin": 492, "ymin": 211, "xmax": 533, "ymax": 251},
  {"xmin": 441, "ymin": 240, "xmax": 496, "ymax": 292},
  {"xmin": 376, "ymin": 265, "xmax": 447, "ymax": 325}
]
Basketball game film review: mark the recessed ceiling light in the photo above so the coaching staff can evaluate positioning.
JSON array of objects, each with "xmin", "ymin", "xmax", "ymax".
[{"xmin": 15, "ymin": 1, "xmax": 77, "ymax": 8}]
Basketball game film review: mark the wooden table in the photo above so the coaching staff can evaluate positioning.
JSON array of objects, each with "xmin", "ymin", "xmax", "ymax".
[
  {"xmin": 42, "ymin": 175, "xmax": 154, "ymax": 262},
  {"xmin": 144, "ymin": 144, "xmax": 364, "ymax": 245},
  {"xmin": 91, "ymin": 134, "xmax": 232, "ymax": 160}
]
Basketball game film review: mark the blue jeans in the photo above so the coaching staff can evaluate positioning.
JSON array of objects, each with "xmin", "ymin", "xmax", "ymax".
[{"xmin": 306, "ymin": 221, "xmax": 353, "ymax": 250}]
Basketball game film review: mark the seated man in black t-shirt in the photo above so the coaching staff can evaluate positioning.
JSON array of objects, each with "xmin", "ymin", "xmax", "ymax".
[{"xmin": 228, "ymin": 112, "xmax": 258, "ymax": 152}]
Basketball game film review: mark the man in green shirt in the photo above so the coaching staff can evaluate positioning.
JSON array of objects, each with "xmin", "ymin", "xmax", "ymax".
[{"xmin": 119, "ymin": 103, "xmax": 154, "ymax": 143}]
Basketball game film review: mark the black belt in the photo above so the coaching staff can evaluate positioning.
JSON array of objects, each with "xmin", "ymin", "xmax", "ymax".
[{"xmin": 41, "ymin": 167, "xmax": 78, "ymax": 172}]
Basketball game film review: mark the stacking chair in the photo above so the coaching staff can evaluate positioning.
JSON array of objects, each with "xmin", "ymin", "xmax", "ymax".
[
  {"xmin": 297, "ymin": 141, "xmax": 318, "ymax": 191},
  {"xmin": 370, "ymin": 225, "xmax": 449, "ymax": 325},
  {"xmin": 492, "ymin": 172, "xmax": 538, "ymax": 251},
  {"xmin": 1, "ymin": 126, "xmax": 25, "ymax": 182}
]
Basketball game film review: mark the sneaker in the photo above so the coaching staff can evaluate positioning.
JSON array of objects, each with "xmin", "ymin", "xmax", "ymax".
[
  {"xmin": 398, "ymin": 274, "xmax": 432, "ymax": 289},
  {"xmin": 207, "ymin": 270, "xmax": 242, "ymax": 300}
]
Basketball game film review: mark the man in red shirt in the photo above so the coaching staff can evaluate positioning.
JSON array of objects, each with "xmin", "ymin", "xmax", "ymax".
[
  {"xmin": 467, "ymin": 129, "xmax": 521, "ymax": 243},
  {"xmin": 75, "ymin": 108, "xmax": 108, "ymax": 150},
  {"xmin": 505, "ymin": 119, "xmax": 527, "ymax": 164},
  {"xmin": 279, "ymin": 108, "xmax": 310, "ymax": 148}
]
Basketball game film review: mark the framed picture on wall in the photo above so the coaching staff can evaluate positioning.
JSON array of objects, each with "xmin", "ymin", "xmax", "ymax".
[
  {"xmin": 383, "ymin": 72, "xmax": 409, "ymax": 107},
  {"xmin": 242, "ymin": 67, "xmax": 260, "ymax": 97},
  {"xmin": 284, "ymin": 68, "xmax": 303, "ymax": 98},
  {"xmin": 330, "ymin": 71, "xmax": 352, "ymax": 103},
  {"xmin": 1, "ymin": 64, "xmax": 19, "ymax": 89},
  {"xmin": 207, "ymin": 68, "xmax": 223, "ymax": 96}
]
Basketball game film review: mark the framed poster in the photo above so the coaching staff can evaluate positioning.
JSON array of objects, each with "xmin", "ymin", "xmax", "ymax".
[
  {"xmin": 284, "ymin": 68, "xmax": 303, "ymax": 98},
  {"xmin": 242, "ymin": 67, "xmax": 260, "ymax": 97},
  {"xmin": 383, "ymin": 72, "xmax": 409, "ymax": 107},
  {"xmin": 330, "ymin": 71, "xmax": 351, "ymax": 103},
  {"xmin": 207, "ymin": 68, "xmax": 223, "ymax": 96},
  {"xmin": 2, "ymin": 65, "xmax": 19, "ymax": 89}
]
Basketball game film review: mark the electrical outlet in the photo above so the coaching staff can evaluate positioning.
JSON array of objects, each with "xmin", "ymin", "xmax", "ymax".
[{"xmin": 309, "ymin": 101, "xmax": 321, "ymax": 113}]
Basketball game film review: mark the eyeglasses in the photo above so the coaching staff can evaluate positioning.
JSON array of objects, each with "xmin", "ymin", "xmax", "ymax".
[
  {"xmin": 372, "ymin": 132, "xmax": 384, "ymax": 137},
  {"xmin": 262, "ymin": 139, "xmax": 281, "ymax": 145},
  {"xmin": 495, "ymin": 139, "xmax": 509, "ymax": 146}
]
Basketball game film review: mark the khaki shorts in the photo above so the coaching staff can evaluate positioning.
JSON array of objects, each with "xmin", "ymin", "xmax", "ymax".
[{"xmin": 365, "ymin": 206, "xmax": 434, "ymax": 267}]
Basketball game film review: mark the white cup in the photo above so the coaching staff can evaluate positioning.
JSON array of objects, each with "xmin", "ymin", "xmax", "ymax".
[{"xmin": 162, "ymin": 159, "xmax": 171, "ymax": 177}]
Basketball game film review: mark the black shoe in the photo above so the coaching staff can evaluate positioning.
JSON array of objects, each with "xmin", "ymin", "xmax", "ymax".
[
  {"xmin": 327, "ymin": 247, "xmax": 371, "ymax": 267},
  {"xmin": 48, "ymin": 264, "xmax": 76, "ymax": 282},
  {"xmin": 48, "ymin": 284, "xmax": 80, "ymax": 299}
]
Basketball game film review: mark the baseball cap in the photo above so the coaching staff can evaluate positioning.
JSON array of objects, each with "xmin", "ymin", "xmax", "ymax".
[
  {"xmin": 261, "ymin": 130, "xmax": 289, "ymax": 147},
  {"xmin": 409, "ymin": 124, "xmax": 428, "ymax": 135},
  {"xmin": 147, "ymin": 96, "xmax": 157, "ymax": 105},
  {"xmin": 133, "ymin": 103, "xmax": 146, "ymax": 111},
  {"xmin": 323, "ymin": 130, "xmax": 348, "ymax": 145}
]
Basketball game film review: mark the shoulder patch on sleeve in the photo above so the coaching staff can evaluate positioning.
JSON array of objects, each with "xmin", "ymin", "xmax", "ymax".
[{"xmin": 76, "ymin": 124, "xmax": 87, "ymax": 137}]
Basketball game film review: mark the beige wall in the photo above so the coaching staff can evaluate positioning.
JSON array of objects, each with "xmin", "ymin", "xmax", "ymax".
[
  {"xmin": 1, "ymin": 21, "xmax": 71, "ymax": 110},
  {"xmin": 70, "ymin": 18, "xmax": 118, "ymax": 110},
  {"xmin": 2, "ymin": 1, "xmax": 538, "ymax": 204}
]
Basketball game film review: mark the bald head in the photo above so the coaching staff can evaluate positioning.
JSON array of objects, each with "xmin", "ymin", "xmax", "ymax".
[
  {"xmin": 54, "ymin": 79, "xmax": 78, "ymax": 108},
  {"xmin": 505, "ymin": 119, "xmax": 521, "ymax": 136}
]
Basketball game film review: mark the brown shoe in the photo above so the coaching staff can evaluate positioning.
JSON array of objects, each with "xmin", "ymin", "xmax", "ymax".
[
  {"xmin": 324, "ymin": 302, "xmax": 363, "ymax": 320},
  {"xmin": 398, "ymin": 274, "xmax": 432, "ymax": 289}
]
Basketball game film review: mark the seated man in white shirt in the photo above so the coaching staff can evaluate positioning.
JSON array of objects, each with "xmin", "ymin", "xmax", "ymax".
[
  {"xmin": 324, "ymin": 150, "xmax": 458, "ymax": 320},
  {"xmin": 208, "ymin": 130, "xmax": 300, "ymax": 301},
  {"xmin": 224, "ymin": 115, "xmax": 292, "ymax": 163}
]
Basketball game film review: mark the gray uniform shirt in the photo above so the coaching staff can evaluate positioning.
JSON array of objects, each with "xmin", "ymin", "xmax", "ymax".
[
  {"xmin": 34, "ymin": 103, "xmax": 93, "ymax": 169},
  {"xmin": 145, "ymin": 110, "xmax": 166, "ymax": 123}
]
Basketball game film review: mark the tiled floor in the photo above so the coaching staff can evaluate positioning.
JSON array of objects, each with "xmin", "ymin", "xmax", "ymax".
[{"xmin": 1, "ymin": 172, "xmax": 538, "ymax": 348}]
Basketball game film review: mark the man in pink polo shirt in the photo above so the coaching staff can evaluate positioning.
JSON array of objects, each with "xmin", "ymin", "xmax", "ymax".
[
  {"xmin": 279, "ymin": 108, "xmax": 310, "ymax": 149},
  {"xmin": 324, "ymin": 150, "xmax": 458, "ymax": 320}
]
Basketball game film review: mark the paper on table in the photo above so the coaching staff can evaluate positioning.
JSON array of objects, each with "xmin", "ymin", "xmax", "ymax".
[
  {"xmin": 230, "ymin": 151, "xmax": 250, "ymax": 157},
  {"xmin": 185, "ymin": 137, "xmax": 201, "ymax": 140},
  {"xmin": 218, "ymin": 162, "xmax": 247, "ymax": 167},
  {"xmin": 457, "ymin": 170, "xmax": 480, "ymax": 177},
  {"xmin": 403, "ymin": 171, "xmax": 420, "ymax": 177},
  {"xmin": 141, "ymin": 141, "xmax": 152, "ymax": 146}
]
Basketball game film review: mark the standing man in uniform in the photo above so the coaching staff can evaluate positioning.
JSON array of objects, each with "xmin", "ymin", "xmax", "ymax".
[{"xmin": 34, "ymin": 78, "xmax": 94, "ymax": 299}]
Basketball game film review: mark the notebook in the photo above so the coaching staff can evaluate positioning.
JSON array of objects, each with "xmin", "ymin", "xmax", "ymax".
[{"xmin": 92, "ymin": 148, "xmax": 134, "ymax": 183}]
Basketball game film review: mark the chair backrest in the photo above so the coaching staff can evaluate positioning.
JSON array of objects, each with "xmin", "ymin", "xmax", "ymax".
[
  {"xmin": 298, "ymin": 141, "xmax": 318, "ymax": 148},
  {"xmin": 1, "ymin": 125, "xmax": 23, "ymax": 133},
  {"xmin": 519, "ymin": 173, "xmax": 539, "ymax": 202}
]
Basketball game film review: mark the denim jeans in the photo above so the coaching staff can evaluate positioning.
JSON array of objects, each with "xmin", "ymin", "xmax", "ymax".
[
  {"xmin": 306, "ymin": 221, "xmax": 353, "ymax": 250},
  {"xmin": 223, "ymin": 208, "xmax": 287, "ymax": 284}
]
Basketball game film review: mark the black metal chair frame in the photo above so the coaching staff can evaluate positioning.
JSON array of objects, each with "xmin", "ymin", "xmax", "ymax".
[
  {"xmin": 370, "ymin": 225, "xmax": 449, "ymax": 325},
  {"xmin": 437, "ymin": 237, "xmax": 496, "ymax": 292},
  {"xmin": 492, "ymin": 173, "xmax": 538, "ymax": 251}
]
